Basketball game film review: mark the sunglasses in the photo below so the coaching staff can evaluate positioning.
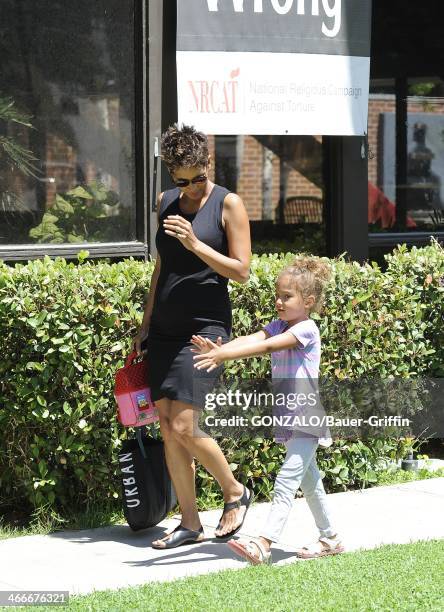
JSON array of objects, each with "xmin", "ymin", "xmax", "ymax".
[{"xmin": 173, "ymin": 174, "xmax": 208, "ymax": 188}]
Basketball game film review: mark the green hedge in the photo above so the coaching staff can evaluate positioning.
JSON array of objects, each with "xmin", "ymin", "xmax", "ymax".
[
  {"xmin": 384, "ymin": 240, "xmax": 444, "ymax": 377},
  {"xmin": 0, "ymin": 241, "xmax": 443, "ymax": 519}
]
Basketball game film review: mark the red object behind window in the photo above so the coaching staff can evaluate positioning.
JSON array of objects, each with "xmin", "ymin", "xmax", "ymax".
[{"xmin": 368, "ymin": 182, "xmax": 417, "ymax": 229}]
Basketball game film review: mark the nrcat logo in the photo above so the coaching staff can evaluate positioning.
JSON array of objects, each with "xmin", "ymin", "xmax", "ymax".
[
  {"xmin": 188, "ymin": 69, "xmax": 240, "ymax": 114},
  {"xmin": 206, "ymin": 0, "xmax": 342, "ymax": 38}
]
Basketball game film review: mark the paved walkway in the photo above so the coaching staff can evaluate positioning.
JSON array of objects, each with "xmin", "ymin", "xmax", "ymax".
[{"xmin": 0, "ymin": 479, "xmax": 443, "ymax": 596}]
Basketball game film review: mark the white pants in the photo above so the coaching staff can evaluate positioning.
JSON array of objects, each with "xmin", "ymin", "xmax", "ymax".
[{"xmin": 261, "ymin": 437, "xmax": 336, "ymax": 543}]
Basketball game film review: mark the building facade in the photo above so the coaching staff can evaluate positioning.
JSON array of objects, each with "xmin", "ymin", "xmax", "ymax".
[{"xmin": 1, "ymin": 1, "xmax": 443, "ymax": 262}]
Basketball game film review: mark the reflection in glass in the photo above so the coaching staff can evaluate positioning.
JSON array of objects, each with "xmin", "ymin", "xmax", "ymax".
[
  {"xmin": 406, "ymin": 121, "xmax": 442, "ymax": 215},
  {"xmin": 208, "ymin": 135, "xmax": 325, "ymax": 255},
  {"xmin": 368, "ymin": 78, "xmax": 444, "ymax": 232},
  {"xmin": 0, "ymin": 0, "xmax": 136, "ymax": 245}
]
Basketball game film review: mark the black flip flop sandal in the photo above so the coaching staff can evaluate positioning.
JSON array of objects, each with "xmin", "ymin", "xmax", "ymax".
[
  {"xmin": 151, "ymin": 524, "xmax": 204, "ymax": 549},
  {"xmin": 215, "ymin": 485, "xmax": 254, "ymax": 540}
]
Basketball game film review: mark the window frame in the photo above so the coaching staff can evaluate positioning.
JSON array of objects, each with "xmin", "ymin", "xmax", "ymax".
[
  {"xmin": 368, "ymin": 231, "xmax": 444, "ymax": 248},
  {"xmin": 0, "ymin": 0, "xmax": 149, "ymax": 263}
]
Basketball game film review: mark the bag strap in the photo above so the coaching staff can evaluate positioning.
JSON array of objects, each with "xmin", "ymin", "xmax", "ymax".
[
  {"xmin": 135, "ymin": 423, "xmax": 159, "ymax": 459},
  {"xmin": 136, "ymin": 427, "xmax": 147, "ymax": 459}
]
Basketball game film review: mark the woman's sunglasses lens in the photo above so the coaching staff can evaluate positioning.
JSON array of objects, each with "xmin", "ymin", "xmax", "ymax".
[{"xmin": 175, "ymin": 175, "xmax": 207, "ymax": 188}]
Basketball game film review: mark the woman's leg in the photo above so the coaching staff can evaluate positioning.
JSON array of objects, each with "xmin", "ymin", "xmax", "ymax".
[
  {"xmin": 169, "ymin": 400, "xmax": 245, "ymax": 536},
  {"xmin": 299, "ymin": 454, "xmax": 337, "ymax": 538},
  {"xmin": 151, "ymin": 398, "xmax": 201, "ymax": 548}
]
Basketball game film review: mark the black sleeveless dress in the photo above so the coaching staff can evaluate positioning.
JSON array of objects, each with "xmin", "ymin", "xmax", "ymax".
[{"xmin": 145, "ymin": 184, "xmax": 232, "ymax": 408}]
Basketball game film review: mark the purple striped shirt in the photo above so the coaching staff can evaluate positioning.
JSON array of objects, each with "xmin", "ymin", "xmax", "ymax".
[
  {"xmin": 263, "ymin": 318, "xmax": 321, "ymax": 380},
  {"xmin": 263, "ymin": 318, "xmax": 323, "ymax": 443}
]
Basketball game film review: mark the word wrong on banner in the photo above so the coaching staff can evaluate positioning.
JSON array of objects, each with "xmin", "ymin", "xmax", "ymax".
[{"xmin": 206, "ymin": 0, "xmax": 342, "ymax": 38}]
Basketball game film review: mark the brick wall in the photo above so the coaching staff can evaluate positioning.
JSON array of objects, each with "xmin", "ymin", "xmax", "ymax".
[
  {"xmin": 209, "ymin": 135, "xmax": 322, "ymax": 221},
  {"xmin": 45, "ymin": 134, "xmax": 76, "ymax": 205}
]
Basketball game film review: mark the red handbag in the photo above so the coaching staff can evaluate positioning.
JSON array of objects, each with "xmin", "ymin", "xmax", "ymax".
[{"xmin": 114, "ymin": 351, "xmax": 158, "ymax": 427}]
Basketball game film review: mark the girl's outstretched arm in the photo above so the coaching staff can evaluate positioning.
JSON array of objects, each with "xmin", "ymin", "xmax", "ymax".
[
  {"xmin": 192, "ymin": 331, "xmax": 299, "ymax": 372},
  {"xmin": 190, "ymin": 330, "xmax": 268, "ymax": 355}
]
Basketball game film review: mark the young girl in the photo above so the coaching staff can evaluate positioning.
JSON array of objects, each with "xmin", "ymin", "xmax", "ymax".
[{"xmin": 191, "ymin": 256, "xmax": 344, "ymax": 564}]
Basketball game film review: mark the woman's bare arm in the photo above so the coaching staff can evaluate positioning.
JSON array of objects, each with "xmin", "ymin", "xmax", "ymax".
[
  {"xmin": 139, "ymin": 253, "xmax": 161, "ymax": 336},
  {"xmin": 133, "ymin": 194, "xmax": 162, "ymax": 353},
  {"xmin": 193, "ymin": 193, "xmax": 251, "ymax": 283},
  {"xmin": 139, "ymin": 192, "xmax": 163, "ymax": 334}
]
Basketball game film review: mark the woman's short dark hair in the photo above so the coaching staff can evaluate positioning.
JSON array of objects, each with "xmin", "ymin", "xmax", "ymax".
[{"xmin": 161, "ymin": 123, "xmax": 209, "ymax": 173}]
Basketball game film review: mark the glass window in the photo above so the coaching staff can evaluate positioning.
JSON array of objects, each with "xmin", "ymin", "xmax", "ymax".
[
  {"xmin": 368, "ymin": 1, "xmax": 444, "ymax": 235},
  {"xmin": 0, "ymin": 1, "xmax": 137, "ymax": 246},
  {"xmin": 368, "ymin": 78, "xmax": 444, "ymax": 233},
  {"xmin": 207, "ymin": 135, "xmax": 325, "ymax": 255}
]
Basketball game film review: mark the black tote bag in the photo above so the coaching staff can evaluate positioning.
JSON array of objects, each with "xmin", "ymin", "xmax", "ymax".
[{"xmin": 118, "ymin": 427, "xmax": 176, "ymax": 531}]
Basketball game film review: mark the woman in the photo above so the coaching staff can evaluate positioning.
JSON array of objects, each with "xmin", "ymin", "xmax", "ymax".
[{"xmin": 133, "ymin": 124, "xmax": 252, "ymax": 549}]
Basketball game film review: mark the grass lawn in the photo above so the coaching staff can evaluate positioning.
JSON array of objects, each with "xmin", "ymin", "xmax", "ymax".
[
  {"xmin": 5, "ymin": 539, "xmax": 443, "ymax": 612},
  {"xmin": 373, "ymin": 466, "xmax": 444, "ymax": 486}
]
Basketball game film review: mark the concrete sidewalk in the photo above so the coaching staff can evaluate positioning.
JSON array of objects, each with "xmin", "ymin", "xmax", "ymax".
[{"xmin": 0, "ymin": 479, "xmax": 443, "ymax": 596}]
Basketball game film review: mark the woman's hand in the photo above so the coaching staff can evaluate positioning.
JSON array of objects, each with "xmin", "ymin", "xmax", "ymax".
[
  {"xmin": 132, "ymin": 328, "xmax": 149, "ymax": 357},
  {"xmin": 163, "ymin": 215, "xmax": 199, "ymax": 251},
  {"xmin": 192, "ymin": 337, "xmax": 226, "ymax": 372}
]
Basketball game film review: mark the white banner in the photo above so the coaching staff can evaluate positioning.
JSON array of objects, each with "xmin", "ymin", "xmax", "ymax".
[
  {"xmin": 177, "ymin": 0, "xmax": 372, "ymax": 135},
  {"xmin": 177, "ymin": 51, "xmax": 370, "ymax": 136}
]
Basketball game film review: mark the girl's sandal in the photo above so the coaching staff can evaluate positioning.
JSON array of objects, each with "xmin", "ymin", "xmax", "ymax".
[
  {"xmin": 295, "ymin": 535, "xmax": 344, "ymax": 559},
  {"xmin": 227, "ymin": 538, "xmax": 272, "ymax": 565}
]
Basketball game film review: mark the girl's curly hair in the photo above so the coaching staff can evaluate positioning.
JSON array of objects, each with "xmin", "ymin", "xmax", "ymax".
[
  {"xmin": 278, "ymin": 256, "xmax": 332, "ymax": 313},
  {"xmin": 160, "ymin": 123, "xmax": 209, "ymax": 173}
]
